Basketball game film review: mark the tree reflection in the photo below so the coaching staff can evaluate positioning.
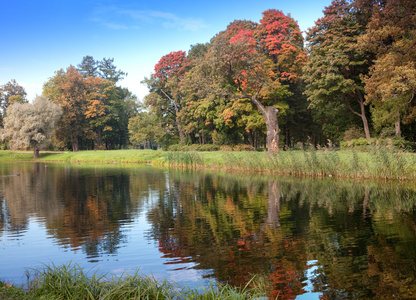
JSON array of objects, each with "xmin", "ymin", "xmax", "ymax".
[
  {"xmin": 146, "ymin": 171, "xmax": 308, "ymax": 299},
  {"xmin": 0, "ymin": 163, "xmax": 141, "ymax": 260},
  {"xmin": 0, "ymin": 162, "xmax": 62, "ymax": 235},
  {"xmin": 145, "ymin": 170, "xmax": 416, "ymax": 299}
]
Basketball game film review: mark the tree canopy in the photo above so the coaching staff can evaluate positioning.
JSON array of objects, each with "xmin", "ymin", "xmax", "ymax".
[{"xmin": 1, "ymin": 96, "xmax": 62, "ymax": 158}]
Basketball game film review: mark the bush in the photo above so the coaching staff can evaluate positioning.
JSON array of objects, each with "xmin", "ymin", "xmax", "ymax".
[
  {"xmin": 219, "ymin": 144, "xmax": 254, "ymax": 151},
  {"xmin": 343, "ymin": 126, "xmax": 365, "ymax": 141},
  {"xmin": 379, "ymin": 127, "xmax": 396, "ymax": 138},
  {"xmin": 167, "ymin": 144, "xmax": 220, "ymax": 152},
  {"xmin": 232, "ymin": 144, "xmax": 254, "ymax": 151},
  {"xmin": 220, "ymin": 145, "xmax": 234, "ymax": 151},
  {"xmin": 340, "ymin": 137, "xmax": 370, "ymax": 150},
  {"xmin": 340, "ymin": 137, "xmax": 415, "ymax": 152}
]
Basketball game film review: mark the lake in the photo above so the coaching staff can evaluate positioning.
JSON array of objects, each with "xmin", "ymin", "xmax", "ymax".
[{"xmin": 0, "ymin": 162, "xmax": 415, "ymax": 299}]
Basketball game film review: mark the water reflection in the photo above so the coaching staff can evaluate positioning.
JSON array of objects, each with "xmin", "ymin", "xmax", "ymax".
[{"xmin": 0, "ymin": 163, "xmax": 415, "ymax": 299}]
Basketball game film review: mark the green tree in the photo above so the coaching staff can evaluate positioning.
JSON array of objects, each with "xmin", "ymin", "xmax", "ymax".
[
  {"xmin": 303, "ymin": 0, "xmax": 373, "ymax": 141},
  {"xmin": 128, "ymin": 111, "xmax": 163, "ymax": 149},
  {"xmin": 1, "ymin": 96, "xmax": 62, "ymax": 158},
  {"xmin": 77, "ymin": 55, "xmax": 99, "ymax": 78},
  {"xmin": 0, "ymin": 79, "xmax": 27, "ymax": 119},
  {"xmin": 98, "ymin": 58, "xmax": 126, "ymax": 83},
  {"xmin": 101, "ymin": 87, "xmax": 138, "ymax": 149}
]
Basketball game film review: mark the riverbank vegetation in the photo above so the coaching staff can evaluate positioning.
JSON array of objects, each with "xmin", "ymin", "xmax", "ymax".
[
  {"xmin": 1, "ymin": 147, "xmax": 416, "ymax": 180},
  {"xmin": 0, "ymin": 263, "xmax": 266, "ymax": 299}
]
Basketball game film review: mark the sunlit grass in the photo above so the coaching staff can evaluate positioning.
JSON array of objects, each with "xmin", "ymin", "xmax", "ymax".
[{"xmin": 1, "ymin": 262, "xmax": 266, "ymax": 300}]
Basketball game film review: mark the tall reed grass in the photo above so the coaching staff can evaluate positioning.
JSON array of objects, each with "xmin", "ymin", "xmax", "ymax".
[{"xmin": 164, "ymin": 149, "xmax": 416, "ymax": 180}]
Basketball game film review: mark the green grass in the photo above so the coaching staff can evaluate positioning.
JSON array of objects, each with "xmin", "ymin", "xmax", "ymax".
[
  {"xmin": 0, "ymin": 150, "xmax": 166, "ymax": 164},
  {"xmin": 1, "ymin": 148, "xmax": 416, "ymax": 180},
  {"xmin": 1, "ymin": 263, "xmax": 267, "ymax": 300}
]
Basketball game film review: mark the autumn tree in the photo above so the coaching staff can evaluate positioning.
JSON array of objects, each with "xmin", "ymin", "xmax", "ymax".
[
  {"xmin": 43, "ymin": 66, "xmax": 90, "ymax": 151},
  {"xmin": 184, "ymin": 12, "xmax": 305, "ymax": 154},
  {"xmin": 358, "ymin": 0, "xmax": 416, "ymax": 137},
  {"xmin": 303, "ymin": 0, "xmax": 373, "ymax": 141},
  {"xmin": 1, "ymin": 96, "xmax": 62, "ymax": 158},
  {"xmin": 143, "ymin": 51, "xmax": 187, "ymax": 143},
  {"xmin": 44, "ymin": 62, "xmax": 136, "ymax": 151}
]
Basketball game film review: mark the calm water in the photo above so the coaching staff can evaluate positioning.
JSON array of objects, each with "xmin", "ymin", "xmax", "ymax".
[{"xmin": 1, "ymin": 162, "xmax": 416, "ymax": 299}]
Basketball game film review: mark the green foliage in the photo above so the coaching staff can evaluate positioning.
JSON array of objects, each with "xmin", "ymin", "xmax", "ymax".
[
  {"xmin": 341, "ymin": 137, "xmax": 415, "ymax": 152},
  {"xmin": 303, "ymin": 0, "xmax": 373, "ymax": 140},
  {"xmin": 128, "ymin": 111, "xmax": 163, "ymax": 149},
  {"xmin": 0, "ymin": 79, "xmax": 27, "ymax": 118},
  {"xmin": 0, "ymin": 281, "xmax": 34, "ymax": 300}
]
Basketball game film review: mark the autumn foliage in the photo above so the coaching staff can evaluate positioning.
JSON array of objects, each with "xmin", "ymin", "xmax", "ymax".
[{"xmin": 2, "ymin": 1, "xmax": 416, "ymax": 152}]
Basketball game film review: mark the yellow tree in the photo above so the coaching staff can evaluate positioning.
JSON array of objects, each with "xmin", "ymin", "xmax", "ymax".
[{"xmin": 359, "ymin": 0, "xmax": 416, "ymax": 137}]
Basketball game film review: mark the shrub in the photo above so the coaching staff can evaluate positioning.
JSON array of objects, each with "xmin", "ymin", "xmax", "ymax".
[
  {"xmin": 167, "ymin": 144, "xmax": 220, "ymax": 152},
  {"xmin": 232, "ymin": 144, "xmax": 254, "ymax": 151},
  {"xmin": 220, "ymin": 145, "xmax": 234, "ymax": 151},
  {"xmin": 343, "ymin": 126, "xmax": 365, "ymax": 141},
  {"xmin": 341, "ymin": 137, "xmax": 415, "ymax": 152}
]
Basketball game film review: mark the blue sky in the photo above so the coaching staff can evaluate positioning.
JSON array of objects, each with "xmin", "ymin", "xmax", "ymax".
[{"xmin": 1, "ymin": 0, "xmax": 332, "ymax": 102}]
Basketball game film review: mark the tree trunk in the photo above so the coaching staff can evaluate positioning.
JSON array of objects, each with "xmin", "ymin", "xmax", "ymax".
[
  {"xmin": 356, "ymin": 90, "xmax": 371, "ymax": 141},
  {"xmin": 395, "ymin": 111, "xmax": 401, "ymax": 137},
  {"xmin": 177, "ymin": 121, "xmax": 185, "ymax": 142},
  {"xmin": 248, "ymin": 130, "xmax": 254, "ymax": 148},
  {"xmin": 266, "ymin": 106, "xmax": 279, "ymax": 155},
  {"xmin": 33, "ymin": 147, "xmax": 39, "ymax": 159},
  {"xmin": 266, "ymin": 181, "xmax": 281, "ymax": 227},
  {"xmin": 250, "ymin": 88, "xmax": 279, "ymax": 155},
  {"xmin": 161, "ymin": 89, "xmax": 185, "ymax": 143},
  {"xmin": 96, "ymin": 129, "xmax": 102, "ymax": 147},
  {"xmin": 361, "ymin": 106, "xmax": 371, "ymax": 141},
  {"xmin": 72, "ymin": 140, "xmax": 79, "ymax": 152}
]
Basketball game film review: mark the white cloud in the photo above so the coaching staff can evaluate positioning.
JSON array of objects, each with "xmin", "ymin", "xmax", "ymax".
[{"xmin": 92, "ymin": 6, "xmax": 206, "ymax": 32}]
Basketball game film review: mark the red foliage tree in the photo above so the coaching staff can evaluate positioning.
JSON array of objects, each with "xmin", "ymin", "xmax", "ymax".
[{"xmin": 154, "ymin": 51, "xmax": 187, "ymax": 82}]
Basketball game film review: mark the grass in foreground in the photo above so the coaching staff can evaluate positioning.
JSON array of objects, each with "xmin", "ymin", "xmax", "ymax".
[{"xmin": 1, "ymin": 263, "xmax": 267, "ymax": 300}]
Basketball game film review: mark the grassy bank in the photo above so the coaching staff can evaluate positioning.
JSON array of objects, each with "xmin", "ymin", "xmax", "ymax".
[
  {"xmin": 1, "ymin": 148, "xmax": 415, "ymax": 180},
  {"xmin": 0, "ymin": 263, "xmax": 266, "ymax": 300}
]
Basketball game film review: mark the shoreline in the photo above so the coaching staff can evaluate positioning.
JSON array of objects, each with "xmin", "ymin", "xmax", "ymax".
[{"xmin": 0, "ymin": 149, "xmax": 415, "ymax": 181}]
